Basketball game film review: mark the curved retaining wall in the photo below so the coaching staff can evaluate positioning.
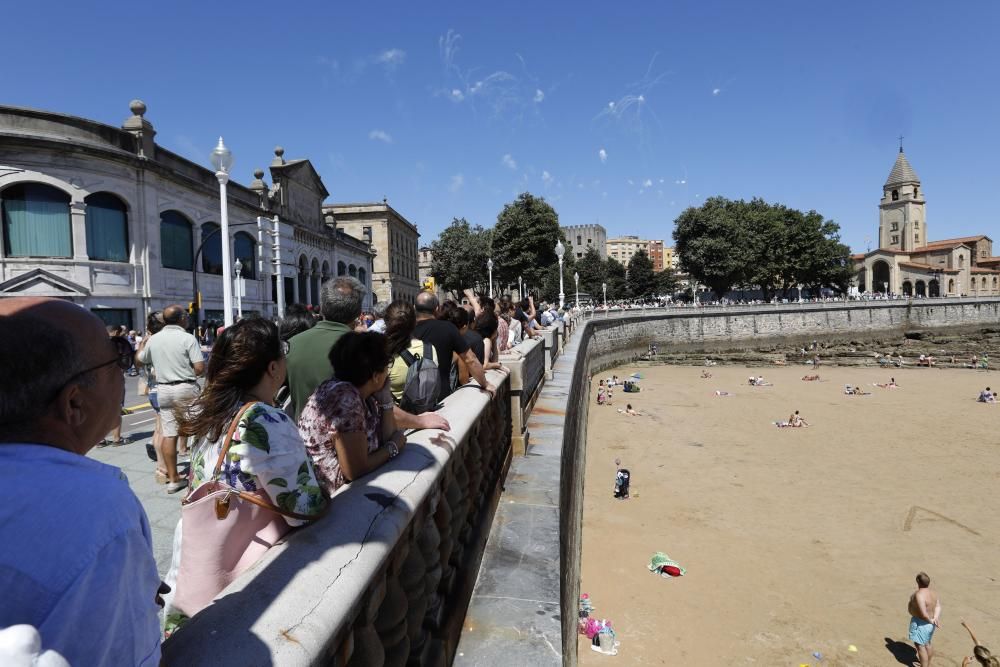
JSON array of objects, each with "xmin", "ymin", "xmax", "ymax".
[{"xmin": 163, "ymin": 298, "xmax": 1000, "ymax": 666}]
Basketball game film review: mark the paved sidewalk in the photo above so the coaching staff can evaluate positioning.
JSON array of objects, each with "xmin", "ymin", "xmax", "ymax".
[{"xmin": 88, "ymin": 376, "xmax": 183, "ymax": 576}]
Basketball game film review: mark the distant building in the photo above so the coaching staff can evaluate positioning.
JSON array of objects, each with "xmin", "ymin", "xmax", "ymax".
[
  {"xmin": 417, "ymin": 246, "xmax": 445, "ymax": 300},
  {"xmin": 647, "ymin": 240, "xmax": 665, "ymax": 272},
  {"xmin": 852, "ymin": 147, "xmax": 1000, "ymax": 296},
  {"xmin": 665, "ymin": 246, "xmax": 679, "ymax": 271},
  {"xmin": 325, "ymin": 201, "xmax": 420, "ymax": 304},
  {"xmin": 562, "ymin": 223, "xmax": 607, "ymax": 260},
  {"xmin": 606, "ymin": 235, "xmax": 649, "ymax": 266}
]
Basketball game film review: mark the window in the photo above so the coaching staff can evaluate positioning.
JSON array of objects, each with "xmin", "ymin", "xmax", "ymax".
[
  {"xmin": 85, "ymin": 192, "xmax": 128, "ymax": 262},
  {"xmin": 2, "ymin": 183, "xmax": 72, "ymax": 257},
  {"xmin": 892, "ymin": 190, "xmax": 899, "ymax": 201},
  {"xmin": 349, "ymin": 264, "xmax": 357, "ymax": 278},
  {"xmin": 234, "ymin": 232, "xmax": 256, "ymax": 279},
  {"xmin": 91, "ymin": 308, "xmax": 133, "ymax": 330},
  {"xmin": 914, "ymin": 187, "xmax": 919, "ymax": 197},
  {"xmin": 890, "ymin": 222, "xmax": 899, "ymax": 231},
  {"xmin": 915, "ymin": 234, "xmax": 919, "ymax": 244},
  {"xmin": 577, "ymin": 235, "xmax": 582, "ymax": 246},
  {"xmin": 891, "ymin": 235, "xmax": 899, "ymax": 244},
  {"xmin": 200, "ymin": 223, "xmax": 222, "ymax": 275},
  {"xmin": 338, "ymin": 261, "xmax": 346, "ymax": 276},
  {"xmin": 914, "ymin": 220, "xmax": 919, "ymax": 228},
  {"xmin": 959, "ymin": 255, "xmax": 965, "ymax": 268},
  {"xmin": 160, "ymin": 211, "xmax": 193, "ymax": 270},
  {"xmin": 587, "ymin": 238, "xmax": 592, "ymax": 244},
  {"xmin": 358, "ymin": 268, "xmax": 366, "ymax": 285}
]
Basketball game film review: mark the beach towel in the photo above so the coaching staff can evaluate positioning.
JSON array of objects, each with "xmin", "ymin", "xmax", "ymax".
[{"xmin": 647, "ymin": 552, "xmax": 686, "ymax": 578}]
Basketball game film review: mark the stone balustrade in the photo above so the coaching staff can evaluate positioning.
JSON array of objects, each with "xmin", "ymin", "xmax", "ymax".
[
  {"xmin": 162, "ymin": 368, "xmax": 512, "ymax": 666},
  {"xmin": 502, "ymin": 337, "xmax": 547, "ymax": 455}
]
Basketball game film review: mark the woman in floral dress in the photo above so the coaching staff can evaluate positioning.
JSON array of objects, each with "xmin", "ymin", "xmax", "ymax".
[
  {"xmin": 298, "ymin": 331, "xmax": 408, "ymax": 495},
  {"xmin": 163, "ymin": 318, "xmax": 327, "ymax": 633}
]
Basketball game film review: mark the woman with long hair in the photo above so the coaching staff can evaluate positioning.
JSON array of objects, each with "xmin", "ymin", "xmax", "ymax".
[
  {"xmin": 298, "ymin": 331, "xmax": 407, "ymax": 495},
  {"xmin": 164, "ymin": 318, "xmax": 326, "ymax": 632}
]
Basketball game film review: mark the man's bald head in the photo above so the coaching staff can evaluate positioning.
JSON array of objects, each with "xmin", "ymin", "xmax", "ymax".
[
  {"xmin": 415, "ymin": 291, "xmax": 439, "ymax": 315},
  {"xmin": 163, "ymin": 305, "xmax": 187, "ymax": 326},
  {"xmin": 0, "ymin": 298, "xmax": 110, "ymax": 442}
]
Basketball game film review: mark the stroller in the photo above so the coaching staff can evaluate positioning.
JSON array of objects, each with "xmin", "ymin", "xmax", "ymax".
[{"xmin": 614, "ymin": 468, "xmax": 631, "ymax": 499}]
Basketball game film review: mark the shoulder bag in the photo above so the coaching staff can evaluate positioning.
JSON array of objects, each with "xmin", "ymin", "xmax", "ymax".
[{"xmin": 171, "ymin": 402, "xmax": 320, "ymax": 619}]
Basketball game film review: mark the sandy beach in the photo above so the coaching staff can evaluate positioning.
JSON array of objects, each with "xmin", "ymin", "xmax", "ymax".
[{"xmin": 580, "ymin": 364, "xmax": 1000, "ymax": 666}]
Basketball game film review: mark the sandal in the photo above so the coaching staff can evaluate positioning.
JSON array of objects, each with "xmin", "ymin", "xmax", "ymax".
[
  {"xmin": 110, "ymin": 438, "xmax": 127, "ymax": 447},
  {"xmin": 154, "ymin": 470, "xmax": 169, "ymax": 484}
]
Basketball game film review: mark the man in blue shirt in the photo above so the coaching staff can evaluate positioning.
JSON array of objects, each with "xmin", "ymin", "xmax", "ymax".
[{"xmin": 0, "ymin": 297, "xmax": 162, "ymax": 666}]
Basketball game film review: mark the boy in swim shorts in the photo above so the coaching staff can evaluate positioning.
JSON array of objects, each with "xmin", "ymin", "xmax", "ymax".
[{"xmin": 908, "ymin": 571, "xmax": 941, "ymax": 666}]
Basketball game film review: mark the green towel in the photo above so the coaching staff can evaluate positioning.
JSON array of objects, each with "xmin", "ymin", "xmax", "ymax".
[{"xmin": 647, "ymin": 552, "xmax": 686, "ymax": 576}]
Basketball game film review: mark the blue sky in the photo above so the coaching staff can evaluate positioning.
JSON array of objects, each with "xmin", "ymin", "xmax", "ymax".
[{"xmin": 4, "ymin": 1, "xmax": 999, "ymax": 253}]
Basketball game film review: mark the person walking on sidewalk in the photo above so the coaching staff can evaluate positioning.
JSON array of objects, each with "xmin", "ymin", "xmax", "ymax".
[{"xmin": 136, "ymin": 305, "xmax": 204, "ymax": 494}]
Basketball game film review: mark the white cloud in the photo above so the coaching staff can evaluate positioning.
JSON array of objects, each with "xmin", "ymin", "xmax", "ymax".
[
  {"xmin": 534, "ymin": 89, "xmax": 545, "ymax": 103},
  {"xmin": 542, "ymin": 170, "xmax": 554, "ymax": 185},
  {"xmin": 627, "ymin": 179, "xmax": 634, "ymax": 186},
  {"xmin": 501, "ymin": 153, "xmax": 517, "ymax": 170},
  {"xmin": 368, "ymin": 129, "xmax": 393, "ymax": 144},
  {"xmin": 450, "ymin": 89, "xmax": 465, "ymax": 102},
  {"xmin": 643, "ymin": 178, "xmax": 653, "ymax": 188},
  {"xmin": 449, "ymin": 173, "xmax": 464, "ymax": 193},
  {"xmin": 674, "ymin": 179, "xmax": 686, "ymax": 185},
  {"xmin": 375, "ymin": 48, "xmax": 406, "ymax": 71},
  {"xmin": 598, "ymin": 148, "xmax": 607, "ymax": 163},
  {"xmin": 712, "ymin": 88, "xmax": 721, "ymax": 96}
]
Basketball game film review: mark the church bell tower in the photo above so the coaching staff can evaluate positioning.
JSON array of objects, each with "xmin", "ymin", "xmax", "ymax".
[{"xmin": 879, "ymin": 144, "xmax": 925, "ymax": 251}]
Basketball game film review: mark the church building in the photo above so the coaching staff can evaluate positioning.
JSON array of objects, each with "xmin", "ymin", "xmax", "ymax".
[{"xmin": 853, "ymin": 148, "xmax": 1000, "ymax": 297}]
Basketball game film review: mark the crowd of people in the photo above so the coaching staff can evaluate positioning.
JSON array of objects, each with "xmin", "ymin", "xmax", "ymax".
[{"xmin": 0, "ymin": 281, "xmax": 568, "ymax": 664}]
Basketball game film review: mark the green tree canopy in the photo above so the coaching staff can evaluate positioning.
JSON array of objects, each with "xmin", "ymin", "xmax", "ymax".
[
  {"xmin": 574, "ymin": 246, "xmax": 606, "ymax": 300},
  {"xmin": 491, "ymin": 193, "xmax": 564, "ymax": 290},
  {"xmin": 626, "ymin": 249, "xmax": 656, "ymax": 299},
  {"xmin": 673, "ymin": 197, "xmax": 751, "ymax": 298},
  {"xmin": 429, "ymin": 217, "xmax": 492, "ymax": 296}
]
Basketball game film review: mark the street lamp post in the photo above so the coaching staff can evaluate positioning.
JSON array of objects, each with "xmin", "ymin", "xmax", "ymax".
[
  {"xmin": 518, "ymin": 275, "xmax": 523, "ymax": 300},
  {"xmin": 234, "ymin": 259, "xmax": 243, "ymax": 319},
  {"xmin": 555, "ymin": 240, "xmax": 565, "ymax": 309},
  {"xmin": 487, "ymin": 258, "xmax": 494, "ymax": 298},
  {"xmin": 602, "ymin": 281, "xmax": 607, "ymax": 309},
  {"xmin": 883, "ymin": 281, "xmax": 888, "ymax": 297},
  {"xmin": 210, "ymin": 137, "xmax": 235, "ymax": 327},
  {"xmin": 574, "ymin": 271, "xmax": 579, "ymax": 309}
]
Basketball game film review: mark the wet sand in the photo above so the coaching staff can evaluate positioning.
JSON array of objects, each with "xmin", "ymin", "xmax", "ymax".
[{"xmin": 580, "ymin": 364, "xmax": 1000, "ymax": 666}]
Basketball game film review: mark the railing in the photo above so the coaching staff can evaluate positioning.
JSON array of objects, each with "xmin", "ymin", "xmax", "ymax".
[
  {"xmin": 163, "ymin": 370, "xmax": 512, "ymax": 666},
  {"xmin": 502, "ymin": 337, "xmax": 546, "ymax": 455}
]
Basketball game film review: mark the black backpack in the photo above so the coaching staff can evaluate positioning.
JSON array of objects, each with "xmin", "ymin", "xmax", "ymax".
[{"xmin": 399, "ymin": 342, "xmax": 440, "ymax": 414}]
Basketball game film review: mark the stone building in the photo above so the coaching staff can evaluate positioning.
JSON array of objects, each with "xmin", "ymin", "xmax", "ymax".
[
  {"xmin": 852, "ymin": 148, "xmax": 1000, "ymax": 297},
  {"xmin": 647, "ymin": 239, "xmax": 665, "ymax": 272},
  {"xmin": 561, "ymin": 223, "xmax": 607, "ymax": 259},
  {"xmin": 606, "ymin": 235, "xmax": 648, "ymax": 266},
  {"xmin": 325, "ymin": 201, "xmax": 420, "ymax": 304},
  {"xmin": 0, "ymin": 100, "xmax": 374, "ymax": 327}
]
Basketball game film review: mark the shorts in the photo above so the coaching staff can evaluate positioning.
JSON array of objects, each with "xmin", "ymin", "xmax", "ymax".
[
  {"xmin": 909, "ymin": 617, "xmax": 935, "ymax": 645},
  {"xmin": 156, "ymin": 382, "xmax": 199, "ymax": 437},
  {"xmin": 149, "ymin": 388, "xmax": 160, "ymax": 413}
]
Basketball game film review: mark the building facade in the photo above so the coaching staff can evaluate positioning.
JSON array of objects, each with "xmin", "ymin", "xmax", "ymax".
[
  {"xmin": 562, "ymin": 223, "xmax": 607, "ymax": 260},
  {"xmin": 647, "ymin": 239, "xmax": 665, "ymax": 272},
  {"xmin": 852, "ymin": 148, "xmax": 1000, "ymax": 297},
  {"xmin": 606, "ymin": 235, "xmax": 649, "ymax": 266},
  {"xmin": 0, "ymin": 100, "xmax": 373, "ymax": 328},
  {"xmin": 326, "ymin": 201, "xmax": 420, "ymax": 304}
]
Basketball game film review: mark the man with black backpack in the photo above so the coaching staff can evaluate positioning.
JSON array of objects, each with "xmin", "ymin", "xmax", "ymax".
[{"xmin": 413, "ymin": 292, "xmax": 496, "ymax": 400}]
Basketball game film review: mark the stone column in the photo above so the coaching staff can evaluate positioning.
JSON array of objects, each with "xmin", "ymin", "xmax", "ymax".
[{"xmin": 70, "ymin": 200, "xmax": 88, "ymax": 261}]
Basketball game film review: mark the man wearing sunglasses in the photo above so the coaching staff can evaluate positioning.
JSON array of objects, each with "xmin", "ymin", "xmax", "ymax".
[{"xmin": 0, "ymin": 296, "xmax": 162, "ymax": 666}]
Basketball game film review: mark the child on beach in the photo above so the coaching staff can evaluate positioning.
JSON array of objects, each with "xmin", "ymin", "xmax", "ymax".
[
  {"xmin": 617, "ymin": 403, "xmax": 643, "ymax": 417},
  {"xmin": 776, "ymin": 410, "xmax": 809, "ymax": 428}
]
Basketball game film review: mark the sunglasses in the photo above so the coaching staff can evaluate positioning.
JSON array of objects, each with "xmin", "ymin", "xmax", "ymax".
[{"xmin": 47, "ymin": 336, "xmax": 133, "ymax": 404}]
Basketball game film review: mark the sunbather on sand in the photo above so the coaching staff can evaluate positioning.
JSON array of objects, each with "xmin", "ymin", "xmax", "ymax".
[
  {"xmin": 617, "ymin": 403, "xmax": 643, "ymax": 417},
  {"xmin": 801, "ymin": 374, "xmax": 820, "ymax": 381}
]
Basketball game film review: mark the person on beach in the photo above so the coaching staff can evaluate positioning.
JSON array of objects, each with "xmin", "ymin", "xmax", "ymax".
[
  {"xmin": 960, "ymin": 620, "xmax": 999, "ymax": 667},
  {"xmin": 776, "ymin": 410, "xmax": 809, "ymax": 427},
  {"xmin": 700, "ymin": 370, "xmax": 712, "ymax": 379},
  {"xmin": 617, "ymin": 404, "xmax": 642, "ymax": 417},
  {"xmin": 875, "ymin": 378, "xmax": 899, "ymax": 389},
  {"xmin": 908, "ymin": 571, "xmax": 941, "ymax": 667},
  {"xmin": 801, "ymin": 374, "xmax": 820, "ymax": 381},
  {"xmin": 714, "ymin": 390, "xmax": 733, "ymax": 397},
  {"xmin": 977, "ymin": 387, "xmax": 993, "ymax": 402}
]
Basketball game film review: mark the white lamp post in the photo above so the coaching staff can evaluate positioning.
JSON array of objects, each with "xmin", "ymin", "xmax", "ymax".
[
  {"xmin": 487, "ymin": 258, "xmax": 494, "ymax": 298},
  {"xmin": 210, "ymin": 137, "xmax": 235, "ymax": 327},
  {"xmin": 883, "ymin": 281, "xmax": 888, "ymax": 297},
  {"xmin": 518, "ymin": 275, "xmax": 523, "ymax": 300},
  {"xmin": 234, "ymin": 259, "xmax": 243, "ymax": 319},
  {"xmin": 602, "ymin": 281, "xmax": 607, "ymax": 309},
  {"xmin": 574, "ymin": 271, "xmax": 579, "ymax": 309},
  {"xmin": 555, "ymin": 239, "xmax": 565, "ymax": 309}
]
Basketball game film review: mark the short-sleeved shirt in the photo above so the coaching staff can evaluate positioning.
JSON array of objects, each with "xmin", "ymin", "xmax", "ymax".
[
  {"xmin": 0, "ymin": 444, "xmax": 161, "ymax": 666},
  {"xmin": 413, "ymin": 319, "xmax": 470, "ymax": 398},
  {"xmin": 388, "ymin": 339, "xmax": 440, "ymax": 402},
  {"xmin": 464, "ymin": 330, "xmax": 486, "ymax": 365},
  {"xmin": 298, "ymin": 380, "xmax": 382, "ymax": 495},
  {"xmin": 136, "ymin": 325, "xmax": 202, "ymax": 383},
  {"xmin": 496, "ymin": 317, "xmax": 510, "ymax": 352},
  {"xmin": 285, "ymin": 321, "xmax": 353, "ymax": 421}
]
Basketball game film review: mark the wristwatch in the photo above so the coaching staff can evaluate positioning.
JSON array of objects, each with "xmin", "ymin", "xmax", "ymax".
[
  {"xmin": 380, "ymin": 400, "xmax": 394, "ymax": 411},
  {"xmin": 387, "ymin": 441, "xmax": 400, "ymax": 459}
]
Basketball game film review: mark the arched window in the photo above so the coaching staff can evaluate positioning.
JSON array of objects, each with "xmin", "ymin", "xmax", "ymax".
[
  {"xmin": 983, "ymin": 276, "xmax": 988, "ymax": 290},
  {"xmin": 948, "ymin": 279, "xmax": 955, "ymax": 294},
  {"xmin": 321, "ymin": 261, "xmax": 330, "ymax": 284},
  {"xmin": 337, "ymin": 260, "xmax": 346, "ymax": 276},
  {"xmin": 891, "ymin": 190, "xmax": 899, "ymax": 201},
  {"xmin": 310, "ymin": 258, "xmax": 320, "ymax": 305},
  {"xmin": 994, "ymin": 277, "xmax": 998, "ymax": 290},
  {"xmin": 160, "ymin": 210, "xmax": 193, "ymax": 270},
  {"xmin": 200, "ymin": 223, "xmax": 222, "ymax": 275},
  {"xmin": 349, "ymin": 264, "xmax": 358, "ymax": 278},
  {"xmin": 959, "ymin": 255, "xmax": 965, "ymax": 268},
  {"xmin": 84, "ymin": 192, "xmax": 128, "ymax": 262},
  {"xmin": 2, "ymin": 183, "xmax": 72, "ymax": 257},
  {"xmin": 358, "ymin": 268, "xmax": 366, "ymax": 285},
  {"xmin": 234, "ymin": 232, "xmax": 256, "ymax": 279},
  {"xmin": 297, "ymin": 255, "xmax": 308, "ymax": 304}
]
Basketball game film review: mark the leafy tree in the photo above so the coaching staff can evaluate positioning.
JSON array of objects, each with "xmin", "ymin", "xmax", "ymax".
[
  {"xmin": 574, "ymin": 246, "xmax": 606, "ymax": 300},
  {"xmin": 673, "ymin": 197, "xmax": 751, "ymax": 298},
  {"xmin": 626, "ymin": 249, "xmax": 657, "ymax": 299},
  {"xmin": 603, "ymin": 257, "xmax": 627, "ymax": 302},
  {"xmin": 491, "ymin": 193, "xmax": 564, "ymax": 290},
  {"xmin": 655, "ymin": 268, "xmax": 678, "ymax": 296},
  {"xmin": 429, "ymin": 218, "xmax": 492, "ymax": 296}
]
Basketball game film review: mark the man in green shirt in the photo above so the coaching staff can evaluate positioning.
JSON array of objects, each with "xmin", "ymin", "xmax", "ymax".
[{"xmin": 286, "ymin": 277, "xmax": 450, "ymax": 433}]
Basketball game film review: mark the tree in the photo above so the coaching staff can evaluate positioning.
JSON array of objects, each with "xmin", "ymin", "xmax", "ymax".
[
  {"xmin": 655, "ymin": 268, "xmax": 678, "ymax": 297},
  {"xmin": 429, "ymin": 218, "xmax": 492, "ymax": 296},
  {"xmin": 491, "ymin": 193, "xmax": 564, "ymax": 290},
  {"xmin": 626, "ymin": 249, "xmax": 656, "ymax": 299},
  {"xmin": 603, "ymin": 257, "xmax": 627, "ymax": 302},
  {"xmin": 574, "ymin": 246, "xmax": 605, "ymax": 301},
  {"xmin": 673, "ymin": 197, "xmax": 751, "ymax": 298}
]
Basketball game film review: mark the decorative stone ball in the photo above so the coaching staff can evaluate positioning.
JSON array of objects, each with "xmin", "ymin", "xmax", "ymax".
[
  {"xmin": 253, "ymin": 168, "xmax": 265, "ymax": 179},
  {"xmin": 274, "ymin": 146, "xmax": 285, "ymax": 157},
  {"xmin": 129, "ymin": 100, "xmax": 147, "ymax": 116}
]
